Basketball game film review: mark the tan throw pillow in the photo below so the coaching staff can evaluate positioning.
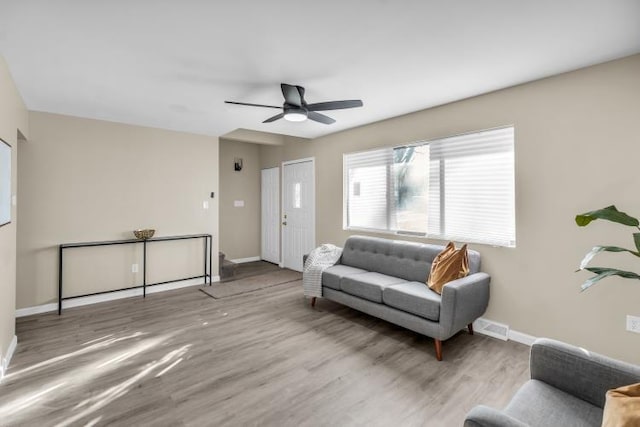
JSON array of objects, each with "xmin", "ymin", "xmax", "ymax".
[
  {"xmin": 427, "ymin": 242, "xmax": 469, "ymax": 295},
  {"xmin": 602, "ymin": 383, "xmax": 640, "ymax": 427}
]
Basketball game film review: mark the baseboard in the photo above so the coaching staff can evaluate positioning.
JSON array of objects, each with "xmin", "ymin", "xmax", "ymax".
[
  {"xmin": 508, "ymin": 329, "xmax": 537, "ymax": 346},
  {"xmin": 15, "ymin": 275, "xmax": 221, "ymax": 318},
  {"xmin": 15, "ymin": 302, "xmax": 58, "ymax": 317},
  {"xmin": 473, "ymin": 317, "xmax": 536, "ymax": 346},
  {"xmin": 0, "ymin": 335, "xmax": 17, "ymax": 381},
  {"xmin": 229, "ymin": 256, "xmax": 261, "ymax": 264}
]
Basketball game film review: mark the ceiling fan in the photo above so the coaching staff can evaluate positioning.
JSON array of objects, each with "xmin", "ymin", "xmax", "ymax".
[{"xmin": 225, "ymin": 83, "xmax": 363, "ymax": 124}]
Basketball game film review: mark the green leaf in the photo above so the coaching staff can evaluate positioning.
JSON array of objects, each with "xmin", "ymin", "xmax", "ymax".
[
  {"xmin": 580, "ymin": 267, "xmax": 640, "ymax": 291},
  {"xmin": 578, "ymin": 246, "xmax": 640, "ymax": 270},
  {"xmin": 575, "ymin": 205, "xmax": 639, "ymax": 227},
  {"xmin": 634, "ymin": 233, "xmax": 640, "ymax": 252}
]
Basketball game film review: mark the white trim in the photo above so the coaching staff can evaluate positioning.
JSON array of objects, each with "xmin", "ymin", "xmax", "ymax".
[
  {"xmin": 342, "ymin": 225, "xmax": 513, "ymax": 249},
  {"xmin": 282, "ymin": 157, "xmax": 315, "ymax": 166},
  {"xmin": 281, "ymin": 157, "xmax": 316, "ymax": 272},
  {"xmin": 1, "ymin": 335, "xmax": 17, "ymax": 380},
  {"xmin": 15, "ymin": 275, "xmax": 221, "ymax": 318},
  {"xmin": 473, "ymin": 318, "xmax": 509, "ymax": 341},
  {"xmin": 15, "ymin": 303, "xmax": 58, "ymax": 317},
  {"xmin": 508, "ymin": 329, "xmax": 537, "ymax": 346},
  {"xmin": 473, "ymin": 317, "xmax": 537, "ymax": 346},
  {"xmin": 229, "ymin": 256, "xmax": 261, "ymax": 264}
]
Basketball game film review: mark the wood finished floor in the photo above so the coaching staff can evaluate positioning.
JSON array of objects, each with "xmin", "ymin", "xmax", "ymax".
[{"xmin": 2, "ymin": 275, "xmax": 530, "ymax": 427}]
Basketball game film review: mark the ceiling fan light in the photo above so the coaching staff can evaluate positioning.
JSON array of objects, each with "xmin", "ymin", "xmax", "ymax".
[{"xmin": 284, "ymin": 111, "xmax": 307, "ymax": 122}]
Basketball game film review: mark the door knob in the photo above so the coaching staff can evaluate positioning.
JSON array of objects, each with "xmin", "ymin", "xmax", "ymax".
[{"xmin": 282, "ymin": 221, "xmax": 287, "ymax": 226}]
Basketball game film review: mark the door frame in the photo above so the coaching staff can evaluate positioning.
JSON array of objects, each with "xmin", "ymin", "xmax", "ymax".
[{"xmin": 280, "ymin": 157, "xmax": 316, "ymax": 270}]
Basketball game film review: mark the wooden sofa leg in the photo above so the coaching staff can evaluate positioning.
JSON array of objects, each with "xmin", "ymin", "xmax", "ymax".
[
  {"xmin": 468, "ymin": 323, "xmax": 474, "ymax": 335},
  {"xmin": 434, "ymin": 339, "xmax": 443, "ymax": 361},
  {"xmin": 311, "ymin": 297, "xmax": 317, "ymax": 307}
]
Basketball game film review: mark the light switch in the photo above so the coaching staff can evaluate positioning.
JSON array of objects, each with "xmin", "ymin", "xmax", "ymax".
[
  {"xmin": 11, "ymin": 195, "xmax": 17, "ymax": 206},
  {"xmin": 234, "ymin": 200, "xmax": 244, "ymax": 207},
  {"xmin": 203, "ymin": 200, "xmax": 210, "ymax": 210}
]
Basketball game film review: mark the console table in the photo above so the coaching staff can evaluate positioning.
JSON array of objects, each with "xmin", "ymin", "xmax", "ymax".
[{"xmin": 58, "ymin": 233, "xmax": 212, "ymax": 314}]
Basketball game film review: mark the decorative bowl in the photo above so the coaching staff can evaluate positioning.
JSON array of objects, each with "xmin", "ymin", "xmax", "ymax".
[{"xmin": 133, "ymin": 229, "xmax": 155, "ymax": 240}]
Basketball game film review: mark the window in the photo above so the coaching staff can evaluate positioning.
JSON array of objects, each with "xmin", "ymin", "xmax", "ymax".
[{"xmin": 343, "ymin": 126, "xmax": 515, "ymax": 247}]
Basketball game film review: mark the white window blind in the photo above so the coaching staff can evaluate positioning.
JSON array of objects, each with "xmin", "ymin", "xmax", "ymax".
[
  {"xmin": 344, "ymin": 147, "xmax": 393, "ymax": 230},
  {"xmin": 428, "ymin": 127, "xmax": 515, "ymax": 247},
  {"xmin": 343, "ymin": 126, "xmax": 516, "ymax": 247}
]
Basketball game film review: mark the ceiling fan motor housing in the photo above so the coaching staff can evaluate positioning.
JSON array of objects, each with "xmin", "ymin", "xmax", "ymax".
[{"xmin": 283, "ymin": 105, "xmax": 308, "ymax": 122}]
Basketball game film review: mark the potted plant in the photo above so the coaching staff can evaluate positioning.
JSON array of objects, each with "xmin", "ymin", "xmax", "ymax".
[{"xmin": 575, "ymin": 205, "xmax": 640, "ymax": 290}]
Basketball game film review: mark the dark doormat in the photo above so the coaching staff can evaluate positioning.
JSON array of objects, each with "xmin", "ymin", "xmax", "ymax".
[{"xmin": 201, "ymin": 269, "xmax": 302, "ymax": 299}]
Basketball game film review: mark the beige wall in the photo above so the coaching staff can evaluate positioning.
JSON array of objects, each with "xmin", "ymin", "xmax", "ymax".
[
  {"xmin": 0, "ymin": 56, "xmax": 28, "ymax": 369},
  {"xmin": 219, "ymin": 139, "xmax": 260, "ymax": 260},
  {"xmin": 17, "ymin": 112, "xmax": 219, "ymax": 308},
  {"xmin": 260, "ymin": 54, "xmax": 640, "ymax": 363}
]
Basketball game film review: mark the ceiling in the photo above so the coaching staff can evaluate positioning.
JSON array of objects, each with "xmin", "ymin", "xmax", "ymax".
[{"xmin": 0, "ymin": 1, "xmax": 639, "ymax": 140}]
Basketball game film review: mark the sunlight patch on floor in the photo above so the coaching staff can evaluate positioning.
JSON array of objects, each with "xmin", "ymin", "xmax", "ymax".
[
  {"xmin": 0, "ymin": 333, "xmax": 181, "ymax": 425},
  {"xmin": 81, "ymin": 334, "xmax": 114, "ymax": 346},
  {"xmin": 57, "ymin": 344, "xmax": 191, "ymax": 427},
  {"xmin": 155, "ymin": 357, "xmax": 183, "ymax": 377},
  {"xmin": 7, "ymin": 331, "xmax": 147, "ymax": 379},
  {"xmin": 0, "ymin": 382, "xmax": 67, "ymax": 419}
]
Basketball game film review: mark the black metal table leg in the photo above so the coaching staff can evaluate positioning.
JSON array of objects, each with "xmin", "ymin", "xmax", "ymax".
[
  {"xmin": 209, "ymin": 236, "xmax": 213, "ymax": 285},
  {"xmin": 143, "ymin": 240, "xmax": 147, "ymax": 298},
  {"xmin": 58, "ymin": 245, "xmax": 63, "ymax": 315}
]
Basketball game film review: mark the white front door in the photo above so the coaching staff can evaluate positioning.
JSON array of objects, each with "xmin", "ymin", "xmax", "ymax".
[
  {"xmin": 282, "ymin": 159, "xmax": 315, "ymax": 271},
  {"xmin": 261, "ymin": 167, "xmax": 280, "ymax": 264}
]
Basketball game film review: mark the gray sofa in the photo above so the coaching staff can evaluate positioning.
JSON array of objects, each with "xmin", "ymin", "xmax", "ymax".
[
  {"xmin": 312, "ymin": 235, "xmax": 491, "ymax": 361},
  {"xmin": 465, "ymin": 338, "xmax": 640, "ymax": 426}
]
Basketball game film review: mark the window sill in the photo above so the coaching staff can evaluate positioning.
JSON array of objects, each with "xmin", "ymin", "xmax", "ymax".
[{"xmin": 343, "ymin": 226, "xmax": 515, "ymax": 249}]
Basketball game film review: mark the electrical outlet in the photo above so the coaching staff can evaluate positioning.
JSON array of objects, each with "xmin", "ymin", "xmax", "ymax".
[
  {"xmin": 626, "ymin": 315, "xmax": 640, "ymax": 334},
  {"xmin": 132, "ymin": 264, "xmax": 139, "ymax": 273}
]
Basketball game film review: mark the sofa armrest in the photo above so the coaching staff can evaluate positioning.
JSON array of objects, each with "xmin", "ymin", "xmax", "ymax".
[
  {"xmin": 439, "ymin": 272, "xmax": 490, "ymax": 339},
  {"xmin": 529, "ymin": 338, "xmax": 640, "ymax": 408},
  {"xmin": 464, "ymin": 406, "xmax": 529, "ymax": 427}
]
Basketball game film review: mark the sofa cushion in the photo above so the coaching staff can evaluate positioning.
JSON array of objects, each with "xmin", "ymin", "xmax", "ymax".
[
  {"xmin": 382, "ymin": 282, "xmax": 441, "ymax": 321},
  {"xmin": 341, "ymin": 235, "xmax": 482, "ymax": 282},
  {"xmin": 322, "ymin": 265, "xmax": 368, "ymax": 290},
  {"xmin": 504, "ymin": 380, "xmax": 603, "ymax": 427},
  {"xmin": 340, "ymin": 272, "xmax": 407, "ymax": 303}
]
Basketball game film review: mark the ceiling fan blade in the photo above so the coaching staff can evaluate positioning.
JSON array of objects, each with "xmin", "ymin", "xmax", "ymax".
[
  {"xmin": 263, "ymin": 113, "xmax": 285, "ymax": 123},
  {"xmin": 307, "ymin": 111, "xmax": 336, "ymax": 125},
  {"xmin": 281, "ymin": 83, "xmax": 302, "ymax": 107},
  {"xmin": 306, "ymin": 100, "xmax": 363, "ymax": 111},
  {"xmin": 225, "ymin": 101, "xmax": 282, "ymax": 109}
]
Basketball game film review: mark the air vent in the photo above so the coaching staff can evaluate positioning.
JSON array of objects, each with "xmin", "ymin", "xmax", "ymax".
[{"xmin": 473, "ymin": 318, "xmax": 509, "ymax": 341}]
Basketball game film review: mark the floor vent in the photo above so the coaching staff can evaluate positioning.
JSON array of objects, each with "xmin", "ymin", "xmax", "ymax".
[{"xmin": 473, "ymin": 318, "xmax": 509, "ymax": 341}]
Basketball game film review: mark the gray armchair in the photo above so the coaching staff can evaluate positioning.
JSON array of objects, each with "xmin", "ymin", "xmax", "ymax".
[{"xmin": 464, "ymin": 338, "xmax": 640, "ymax": 427}]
